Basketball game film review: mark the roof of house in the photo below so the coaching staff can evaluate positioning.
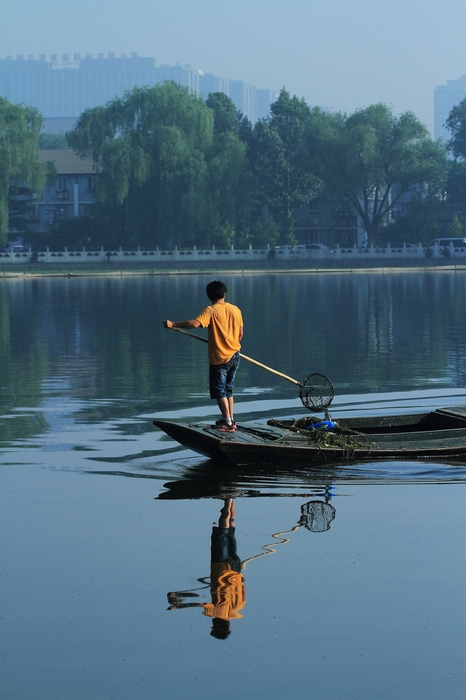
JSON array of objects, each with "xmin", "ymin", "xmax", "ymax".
[{"xmin": 39, "ymin": 150, "xmax": 98, "ymax": 174}]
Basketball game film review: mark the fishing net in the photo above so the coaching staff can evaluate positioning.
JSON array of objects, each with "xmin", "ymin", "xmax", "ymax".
[
  {"xmin": 299, "ymin": 500, "xmax": 336, "ymax": 532},
  {"xmin": 299, "ymin": 373, "xmax": 334, "ymax": 413}
]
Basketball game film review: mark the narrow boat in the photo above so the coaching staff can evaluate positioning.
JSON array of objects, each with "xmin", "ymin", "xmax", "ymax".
[{"xmin": 153, "ymin": 406, "xmax": 466, "ymax": 465}]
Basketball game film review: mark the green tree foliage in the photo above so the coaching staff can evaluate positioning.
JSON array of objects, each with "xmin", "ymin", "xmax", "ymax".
[
  {"xmin": 68, "ymin": 83, "xmax": 249, "ymax": 248},
  {"xmin": 204, "ymin": 93, "xmax": 252, "ymax": 246},
  {"xmin": 206, "ymin": 92, "xmax": 239, "ymax": 135},
  {"xmin": 448, "ymin": 212, "xmax": 466, "ymax": 237},
  {"xmin": 446, "ymin": 161, "xmax": 466, "ymax": 203},
  {"xmin": 39, "ymin": 133, "xmax": 69, "ymax": 150},
  {"xmin": 383, "ymin": 198, "xmax": 446, "ymax": 244},
  {"xmin": 249, "ymin": 89, "xmax": 321, "ymax": 246},
  {"xmin": 445, "ymin": 97, "xmax": 466, "ymax": 161},
  {"xmin": 0, "ymin": 97, "xmax": 44, "ymax": 244},
  {"xmin": 251, "ymin": 214, "xmax": 280, "ymax": 248},
  {"xmin": 306, "ymin": 103, "xmax": 447, "ymax": 244},
  {"xmin": 62, "ymin": 89, "xmax": 450, "ymax": 250}
]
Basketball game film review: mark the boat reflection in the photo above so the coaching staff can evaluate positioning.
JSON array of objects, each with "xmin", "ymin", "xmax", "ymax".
[
  {"xmin": 155, "ymin": 453, "xmax": 466, "ymax": 499},
  {"xmin": 166, "ymin": 489, "xmax": 336, "ymax": 639},
  {"xmin": 157, "ymin": 460, "xmax": 340, "ymax": 500}
]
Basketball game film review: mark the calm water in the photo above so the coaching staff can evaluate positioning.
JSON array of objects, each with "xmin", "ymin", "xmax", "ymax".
[{"xmin": 1, "ymin": 271, "xmax": 466, "ymax": 699}]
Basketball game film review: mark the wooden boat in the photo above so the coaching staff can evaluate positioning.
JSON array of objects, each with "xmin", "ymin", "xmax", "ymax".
[{"xmin": 153, "ymin": 406, "xmax": 466, "ymax": 465}]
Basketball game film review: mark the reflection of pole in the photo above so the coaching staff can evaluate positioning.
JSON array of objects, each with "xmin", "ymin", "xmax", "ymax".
[{"xmin": 241, "ymin": 525, "xmax": 301, "ymax": 570}]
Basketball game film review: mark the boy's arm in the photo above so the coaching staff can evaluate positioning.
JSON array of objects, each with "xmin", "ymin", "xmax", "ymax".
[{"xmin": 163, "ymin": 319, "xmax": 201, "ymax": 329}]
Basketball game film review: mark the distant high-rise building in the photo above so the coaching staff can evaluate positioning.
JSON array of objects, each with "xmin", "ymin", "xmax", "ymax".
[
  {"xmin": 198, "ymin": 72, "xmax": 231, "ymax": 99},
  {"xmin": 434, "ymin": 74, "xmax": 466, "ymax": 142},
  {"xmin": 155, "ymin": 62, "xmax": 200, "ymax": 94},
  {"xmin": 229, "ymin": 80, "xmax": 257, "ymax": 123},
  {"xmin": 0, "ymin": 53, "xmax": 278, "ymax": 132},
  {"xmin": 257, "ymin": 89, "xmax": 280, "ymax": 120}
]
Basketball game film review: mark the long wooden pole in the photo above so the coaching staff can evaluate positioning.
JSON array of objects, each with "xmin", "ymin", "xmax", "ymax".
[{"xmin": 169, "ymin": 326, "xmax": 301, "ymax": 386}]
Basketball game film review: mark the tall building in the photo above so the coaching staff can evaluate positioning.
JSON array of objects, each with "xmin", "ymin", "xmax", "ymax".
[
  {"xmin": 434, "ymin": 74, "xmax": 466, "ymax": 142},
  {"xmin": 198, "ymin": 72, "xmax": 231, "ymax": 99},
  {"xmin": 257, "ymin": 89, "xmax": 279, "ymax": 120},
  {"xmin": 0, "ymin": 53, "xmax": 278, "ymax": 131}
]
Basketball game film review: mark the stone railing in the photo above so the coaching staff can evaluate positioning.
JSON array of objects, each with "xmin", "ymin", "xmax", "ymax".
[
  {"xmin": 0, "ymin": 245, "xmax": 268, "ymax": 264},
  {"xmin": 1, "ymin": 242, "xmax": 466, "ymax": 264}
]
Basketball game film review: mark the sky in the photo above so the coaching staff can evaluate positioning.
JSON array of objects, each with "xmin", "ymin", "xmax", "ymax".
[{"xmin": 2, "ymin": 0, "xmax": 466, "ymax": 133}]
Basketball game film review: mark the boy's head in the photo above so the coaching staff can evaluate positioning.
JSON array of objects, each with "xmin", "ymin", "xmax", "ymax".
[
  {"xmin": 206, "ymin": 281, "xmax": 227, "ymax": 302},
  {"xmin": 210, "ymin": 618, "xmax": 231, "ymax": 640}
]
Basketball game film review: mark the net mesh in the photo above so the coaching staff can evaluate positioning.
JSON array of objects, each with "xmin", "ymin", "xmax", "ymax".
[
  {"xmin": 299, "ymin": 373, "xmax": 334, "ymax": 412},
  {"xmin": 299, "ymin": 500, "xmax": 336, "ymax": 532}
]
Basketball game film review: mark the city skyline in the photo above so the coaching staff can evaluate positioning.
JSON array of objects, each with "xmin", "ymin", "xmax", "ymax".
[
  {"xmin": 3, "ymin": 0, "xmax": 466, "ymax": 134},
  {"xmin": 5, "ymin": 47, "xmax": 466, "ymax": 139},
  {"xmin": 0, "ymin": 54, "xmax": 280, "ymax": 129}
]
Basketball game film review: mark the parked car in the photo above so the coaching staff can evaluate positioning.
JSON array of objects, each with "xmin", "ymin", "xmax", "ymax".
[
  {"xmin": 425, "ymin": 237, "xmax": 466, "ymax": 257},
  {"xmin": 294, "ymin": 243, "xmax": 333, "ymax": 254},
  {"xmin": 0, "ymin": 244, "xmax": 24, "ymax": 253}
]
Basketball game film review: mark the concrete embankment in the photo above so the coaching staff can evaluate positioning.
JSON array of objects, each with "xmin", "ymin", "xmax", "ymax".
[{"xmin": 1, "ymin": 258, "xmax": 466, "ymax": 278}]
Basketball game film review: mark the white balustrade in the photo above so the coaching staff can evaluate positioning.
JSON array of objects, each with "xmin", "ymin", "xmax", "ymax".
[{"xmin": 1, "ymin": 242, "xmax": 466, "ymax": 265}]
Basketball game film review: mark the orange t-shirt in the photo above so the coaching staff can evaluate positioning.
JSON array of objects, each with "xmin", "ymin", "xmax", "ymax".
[
  {"xmin": 202, "ymin": 562, "xmax": 246, "ymax": 620},
  {"xmin": 196, "ymin": 302, "xmax": 243, "ymax": 365}
]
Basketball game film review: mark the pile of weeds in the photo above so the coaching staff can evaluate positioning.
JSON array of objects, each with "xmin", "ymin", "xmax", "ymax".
[{"xmin": 267, "ymin": 417, "xmax": 370, "ymax": 453}]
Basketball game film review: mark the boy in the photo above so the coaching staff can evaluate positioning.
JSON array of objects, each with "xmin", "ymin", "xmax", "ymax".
[{"xmin": 163, "ymin": 281, "xmax": 243, "ymax": 432}]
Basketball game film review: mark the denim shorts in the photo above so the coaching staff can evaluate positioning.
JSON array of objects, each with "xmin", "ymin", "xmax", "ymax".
[
  {"xmin": 211, "ymin": 526, "xmax": 241, "ymax": 572},
  {"xmin": 209, "ymin": 352, "xmax": 240, "ymax": 399}
]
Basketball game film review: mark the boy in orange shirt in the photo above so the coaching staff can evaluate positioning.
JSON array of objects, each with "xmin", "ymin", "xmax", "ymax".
[{"xmin": 163, "ymin": 281, "xmax": 243, "ymax": 432}]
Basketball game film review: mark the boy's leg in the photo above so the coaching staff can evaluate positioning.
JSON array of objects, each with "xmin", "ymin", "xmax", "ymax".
[
  {"xmin": 210, "ymin": 364, "xmax": 233, "ymax": 426},
  {"xmin": 216, "ymin": 396, "xmax": 231, "ymax": 422},
  {"xmin": 218, "ymin": 499, "xmax": 235, "ymax": 528},
  {"xmin": 227, "ymin": 396, "xmax": 234, "ymax": 423},
  {"xmin": 218, "ymin": 500, "xmax": 230, "ymax": 528},
  {"xmin": 224, "ymin": 353, "xmax": 239, "ymax": 424},
  {"xmin": 228, "ymin": 499, "xmax": 236, "ymax": 523}
]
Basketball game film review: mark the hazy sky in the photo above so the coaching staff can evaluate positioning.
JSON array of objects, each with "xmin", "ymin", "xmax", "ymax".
[{"xmin": 2, "ymin": 0, "xmax": 466, "ymax": 132}]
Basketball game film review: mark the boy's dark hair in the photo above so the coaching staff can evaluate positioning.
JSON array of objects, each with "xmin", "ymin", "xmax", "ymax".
[{"xmin": 206, "ymin": 281, "xmax": 227, "ymax": 302}]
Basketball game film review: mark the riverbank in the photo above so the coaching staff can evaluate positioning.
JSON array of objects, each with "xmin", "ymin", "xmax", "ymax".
[{"xmin": 1, "ymin": 258, "xmax": 466, "ymax": 277}]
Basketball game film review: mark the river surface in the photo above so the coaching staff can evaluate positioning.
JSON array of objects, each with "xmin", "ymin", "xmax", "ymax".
[{"xmin": 1, "ymin": 271, "xmax": 466, "ymax": 699}]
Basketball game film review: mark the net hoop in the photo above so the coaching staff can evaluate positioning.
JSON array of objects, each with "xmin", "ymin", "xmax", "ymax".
[
  {"xmin": 298, "ymin": 372, "xmax": 334, "ymax": 413},
  {"xmin": 299, "ymin": 500, "xmax": 336, "ymax": 532}
]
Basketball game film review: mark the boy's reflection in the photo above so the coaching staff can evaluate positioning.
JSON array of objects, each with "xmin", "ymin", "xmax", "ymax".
[{"xmin": 167, "ymin": 499, "xmax": 245, "ymax": 640}]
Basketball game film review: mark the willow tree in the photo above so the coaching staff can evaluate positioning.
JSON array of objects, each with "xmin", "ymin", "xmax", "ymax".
[
  {"xmin": 68, "ymin": 82, "xmax": 217, "ymax": 247},
  {"xmin": 0, "ymin": 98, "xmax": 44, "ymax": 244},
  {"xmin": 305, "ymin": 104, "xmax": 447, "ymax": 244}
]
